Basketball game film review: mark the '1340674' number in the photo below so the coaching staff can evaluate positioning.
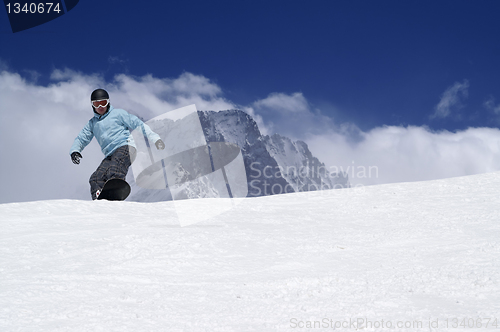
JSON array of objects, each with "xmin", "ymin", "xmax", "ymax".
[{"xmin": 5, "ymin": 3, "xmax": 62, "ymax": 14}]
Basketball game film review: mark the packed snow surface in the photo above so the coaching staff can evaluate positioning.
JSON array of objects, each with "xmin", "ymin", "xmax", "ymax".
[{"xmin": 1, "ymin": 172, "xmax": 499, "ymax": 331}]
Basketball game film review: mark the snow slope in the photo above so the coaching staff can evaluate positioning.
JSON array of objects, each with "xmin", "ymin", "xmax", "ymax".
[{"xmin": 1, "ymin": 171, "xmax": 499, "ymax": 331}]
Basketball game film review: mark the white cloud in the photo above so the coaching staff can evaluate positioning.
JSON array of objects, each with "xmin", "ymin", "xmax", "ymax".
[
  {"xmin": 484, "ymin": 96, "xmax": 500, "ymax": 115},
  {"xmin": 307, "ymin": 126, "xmax": 500, "ymax": 186},
  {"xmin": 253, "ymin": 92, "xmax": 309, "ymax": 114},
  {"xmin": 249, "ymin": 92, "xmax": 336, "ymax": 139},
  {"xmin": 431, "ymin": 80, "xmax": 469, "ymax": 119},
  {"xmin": 108, "ymin": 56, "xmax": 128, "ymax": 65},
  {"xmin": 108, "ymin": 72, "xmax": 235, "ymax": 120},
  {"xmin": 1, "ymin": 68, "xmax": 500, "ymax": 203}
]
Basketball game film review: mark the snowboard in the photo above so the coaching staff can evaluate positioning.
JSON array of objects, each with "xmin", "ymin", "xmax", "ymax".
[{"xmin": 96, "ymin": 178, "xmax": 131, "ymax": 201}]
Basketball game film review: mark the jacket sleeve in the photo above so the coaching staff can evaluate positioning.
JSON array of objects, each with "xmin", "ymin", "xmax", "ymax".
[
  {"xmin": 121, "ymin": 111, "xmax": 161, "ymax": 143},
  {"xmin": 69, "ymin": 121, "xmax": 94, "ymax": 155}
]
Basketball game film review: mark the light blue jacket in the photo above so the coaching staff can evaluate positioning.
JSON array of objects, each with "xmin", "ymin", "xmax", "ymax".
[{"xmin": 70, "ymin": 106, "xmax": 161, "ymax": 157}]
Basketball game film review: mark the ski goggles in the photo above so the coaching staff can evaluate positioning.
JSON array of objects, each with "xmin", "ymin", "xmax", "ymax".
[{"xmin": 91, "ymin": 99, "xmax": 109, "ymax": 108}]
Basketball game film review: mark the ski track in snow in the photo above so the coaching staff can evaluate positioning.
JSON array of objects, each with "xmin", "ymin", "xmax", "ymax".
[{"xmin": 1, "ymin": 172, "xmax": 499, "ymax": 331}]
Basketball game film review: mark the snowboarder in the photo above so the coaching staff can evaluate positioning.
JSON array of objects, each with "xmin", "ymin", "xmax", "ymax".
[{"xmin": 70, "ymin": 88, "xmax": 165, "ymax": 200}]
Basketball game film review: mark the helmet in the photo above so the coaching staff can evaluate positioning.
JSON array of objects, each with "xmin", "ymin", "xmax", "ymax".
[
  {"xmin": 91, "ymin": 88, "xmax": 109, "ymax": 101},
  {"xmin": 91, "ymin": 89, "xmax": 110, "ymax": 114}
]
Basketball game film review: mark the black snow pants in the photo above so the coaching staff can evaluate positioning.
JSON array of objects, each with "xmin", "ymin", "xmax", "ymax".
[{"xmin": 89, "ymin": 145, "xmax": 136, "ymax": 200}]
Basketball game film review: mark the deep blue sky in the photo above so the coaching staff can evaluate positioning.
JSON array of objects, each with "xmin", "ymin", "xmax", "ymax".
[{"xmin": 1, "ymin": 0, "xmax": 500, "ymax": 131}]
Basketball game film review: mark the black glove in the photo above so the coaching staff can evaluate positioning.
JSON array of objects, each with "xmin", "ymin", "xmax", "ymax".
[
  {"xmin": 155, "ymin": 139, "xmax": 165, "ymax": 150},
  {"xmin": 71, "ymin": 152, "xmax": 82, "ymax": 164}
]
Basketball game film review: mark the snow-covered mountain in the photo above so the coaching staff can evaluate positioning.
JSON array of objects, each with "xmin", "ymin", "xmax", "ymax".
[
  {"xmin": 262, "ymin": 133, "xmax": 349, "ymax": 192},
  {"xmin": 2, "ymin": 171, "xmax": 499, "ymax": 331},
  {"xmin": 128, "ymin": 110, "xmax": 348, "ymax": 202}
]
